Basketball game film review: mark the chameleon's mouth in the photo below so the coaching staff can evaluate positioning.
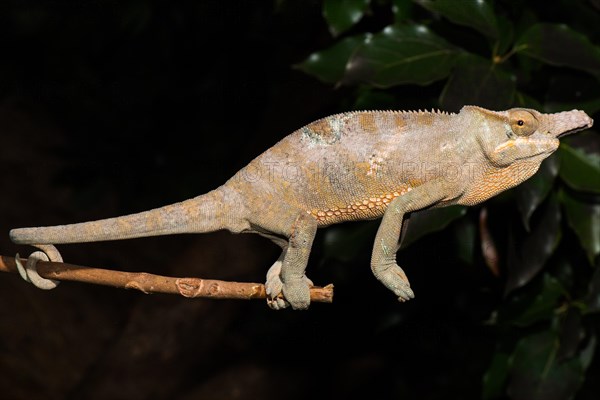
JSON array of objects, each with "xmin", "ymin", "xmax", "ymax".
[{"xmin": 557, "ymin": 123, "xmax": 593, "ymax": 138}]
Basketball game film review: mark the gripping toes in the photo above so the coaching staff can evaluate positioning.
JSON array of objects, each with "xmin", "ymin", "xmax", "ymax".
[
  {"xmin": 376, "ymin": 264, "xmax": 414, "ymax": 302},
  {"xmin": 265, "ymin": 260, "xmax": 313, "ymax": 310},
  {"xmin": 265, "ymin": 260, "xmax": 288, "ymax": 310},
  {"xmin": 281, "ymin": 279, "xmax": 311, "ymax": 310}
]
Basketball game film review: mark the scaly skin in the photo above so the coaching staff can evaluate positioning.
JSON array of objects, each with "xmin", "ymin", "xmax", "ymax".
[{"xmin": 10, "ymin": 106, "xmax": 593, "ymax": 310}]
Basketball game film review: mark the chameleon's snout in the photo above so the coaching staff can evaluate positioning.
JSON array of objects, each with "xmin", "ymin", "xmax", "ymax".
[{"xmin": 549, "ymin": 109, "xmax": 594, "ymax": 138}]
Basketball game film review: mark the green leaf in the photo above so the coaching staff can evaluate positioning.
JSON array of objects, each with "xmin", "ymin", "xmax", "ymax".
[
  {"xmin": 515, "ymin": 23, "xmax": 600, "ymax": 78},
  {"xmin": 400, "ymin": 205, "xmax": 467, "ymax": 249},
  {"xmin": 500, "ymin": 274, "xmax": 564, "ymax": 327},
  {"xmin": 323, "ymin": 0, "xmax": 370, "ymax": 37},
  {"xmin": 505, "ymin": 194, "xmax": 562, "ymax": 294},
  {"xmin": 482, "ymin": 351, "xmax": 511, "ymax": 400},
  {"xmin": 515, "ymin": 154, "xmax": 559, "ymax": 231},
  {"xmin": 295, "ymin": 35, "xmax": 366, "ymax": 84},
  {"xmin": 508, "ymin": 330, "xmax": 586, "ymax": 400},
  {"xmin": 343, "ymin": 24, "xmax": 460, "ymax": 88},
  {"xmin": 560, "ymin": 190, "xmax": 600, "ymax": 265},
  {"xmin": 558, "ymin": 142, "xmax": 600, "ymax": 194},
  {"xmin": 414, "ymin": 0, "xmax": 499, "ymax": 38},
  {"xmin": 439, "ymin": 55, "xmax": 515, "ymax": 112}
]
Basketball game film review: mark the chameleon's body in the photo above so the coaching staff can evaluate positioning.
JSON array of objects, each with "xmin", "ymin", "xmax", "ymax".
[{"xmin": 10, "ymin": 106, "xmax": 593, "ymax": 309}]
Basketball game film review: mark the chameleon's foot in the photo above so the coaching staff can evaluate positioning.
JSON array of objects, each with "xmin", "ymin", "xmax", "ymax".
[
  {"xmin": 265, "ymin": 260, "xmax": 313, "ymax": 310},
  {"xmin": 282, "ymin": 279, "xmax": 312, "ymax": 310},
  {"xmin": 374, "ymin": 263, "xmax": 414, "ymax": 302},
  {"xmin": 15, "ymin": 244, "xmax": 62, "ymax": 290}
]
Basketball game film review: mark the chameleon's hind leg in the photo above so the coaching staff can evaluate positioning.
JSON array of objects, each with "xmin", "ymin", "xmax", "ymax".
[
  {"xmin": 253, "ymin": 211, "xmax": 318, "ymax": 310},
  {"xmin": 15, "ymin": 244, "xmax": 62, "ymax": 290},
  {"xmin": 265, "ymin": 246, "xmax": 314, "ymax": 310}
]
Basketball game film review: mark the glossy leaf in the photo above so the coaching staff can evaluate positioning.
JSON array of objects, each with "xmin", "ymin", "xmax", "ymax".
[
  {"xmin": 505, "ymin": 194, "xmax": 562, "ymax": 294},
  {"xmin": 400, "ymin": 205, "xmax": 467, "ymax": 249},
  {"xmin": 563, "ymin": 133, "xmax": 600, "ymax": 164},
  {"xmin": 508, "ymin": 330, "xmax": 587, "ymax": 400},
  {"xmin": 439, "ymin": 55, "xmax": 515, "ymax": 112},
  {"xmin": 414, "ymin": 0, "xmax": 499, "ymax": 38},
  {"xmin": 500, "ymin": 274, "xmax": 564, "ymax": 327},
  {"xmin": 295, "ymin": 35, "xmax": 366, "ymax": 84},
  {"xmin": 558, "ymin": 142, "xmax": 600, "ymax": 194},
  {"xmin": 560, "ymin": 190, "xmax": 600, "ymax": 265},
  {"xmin": 323, "ymin": 0, "xmax": 370, "ymax": 37},
  {"xmin": 343, "ymin": 24, "xmax": 460, "ymax": 88},
  {"xmin": 515, "ymin": 154, "xmax": 559, "ymax": 231},
  {"xmin": 515, "ymin": 23, "xmax": 600, "ymax": 78}
]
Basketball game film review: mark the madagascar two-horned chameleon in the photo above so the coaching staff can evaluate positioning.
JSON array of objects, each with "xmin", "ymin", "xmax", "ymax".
[{"xmin": 10, "ymin": 106, "xmax": 593, "ymax": 310}]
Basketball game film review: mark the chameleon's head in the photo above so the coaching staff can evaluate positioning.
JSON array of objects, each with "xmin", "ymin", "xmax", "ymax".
[
  {"xmin": 462, "ymin": 106, "xmax": 593, "ymax": 168},
  {"xmin": 454, "ymin": 106, "xmax": 593, "ymax": 206}
]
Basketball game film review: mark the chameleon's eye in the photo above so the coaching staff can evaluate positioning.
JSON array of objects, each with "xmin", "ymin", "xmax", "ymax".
[{"xmin": 509, "ymin": 110, "xmax": 538, "ymax": 137}]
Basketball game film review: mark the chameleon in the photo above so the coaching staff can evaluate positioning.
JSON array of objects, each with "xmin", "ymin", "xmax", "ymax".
[{"xmin": 9, "ymin": 106, "xmax": 593, "ymax": 310}]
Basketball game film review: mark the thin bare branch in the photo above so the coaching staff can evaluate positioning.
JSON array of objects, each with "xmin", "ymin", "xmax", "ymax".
[{"xmin": 0, "ymin": 255, "xmax": 333, "ymax": 303}]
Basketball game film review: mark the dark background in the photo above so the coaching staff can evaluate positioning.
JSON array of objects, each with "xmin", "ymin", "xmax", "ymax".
[{"xmin": 0, "ymin": 1, "xmax": 597, "ymax": 399}]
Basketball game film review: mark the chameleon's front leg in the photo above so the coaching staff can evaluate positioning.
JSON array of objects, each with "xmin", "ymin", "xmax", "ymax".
[{"xmin": 371, "ymin": 181, "xmax": 448, "ymax": 302}]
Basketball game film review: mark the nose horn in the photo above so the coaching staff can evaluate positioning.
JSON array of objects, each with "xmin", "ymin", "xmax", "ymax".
[{"xmin": 549, "ymin": 109, "xmax": 593, "ymax": 138}]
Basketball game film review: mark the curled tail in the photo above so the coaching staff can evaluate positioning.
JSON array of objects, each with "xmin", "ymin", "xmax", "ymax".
[{"xmin": 10, "ymin": 186, "xmax": 244, "ymax": 245}]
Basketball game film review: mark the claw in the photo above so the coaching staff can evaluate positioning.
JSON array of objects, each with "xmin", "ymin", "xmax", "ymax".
[
  {"xmin": 397, "ymin": 285, "xmax": 414, "ymax": 302},
  {"xmin": 373, "ymin": 263, "xmax": 415, "ymax": 303},
  {"xmin": 267, "ymin": 296, "xmax": 289, "ymax": 310}
]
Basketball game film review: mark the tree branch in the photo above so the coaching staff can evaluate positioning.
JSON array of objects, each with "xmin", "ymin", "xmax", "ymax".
[{"xmin": 0, "ymin": 255, "xmax": 333, "ymax": 303}]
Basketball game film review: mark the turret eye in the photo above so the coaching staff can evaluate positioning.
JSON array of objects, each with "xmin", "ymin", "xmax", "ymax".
[{"xmin": 509, "ymin": 110, "xmax": 538, "ymax": 137}]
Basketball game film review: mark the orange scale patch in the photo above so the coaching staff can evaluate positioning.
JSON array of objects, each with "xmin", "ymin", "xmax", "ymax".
[{"xmin": 308, "ymin": 186, "xmax": 414, "ymax": 223}]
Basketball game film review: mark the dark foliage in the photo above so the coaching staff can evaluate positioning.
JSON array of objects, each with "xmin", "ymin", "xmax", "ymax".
[
  {"xmin": 300, "ymin": 1, "xmax": 600, "ymax": 399},
  {"xmin": 0, "ymin": 1, "xmax": 598, "ymax": 399}
]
